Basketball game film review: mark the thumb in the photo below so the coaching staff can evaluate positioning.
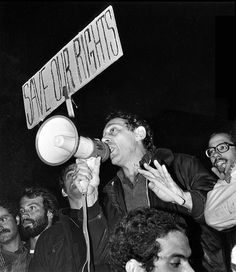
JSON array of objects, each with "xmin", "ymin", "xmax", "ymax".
[
  {"xmin": 148, "ymin": 182, "xmax": 160, "ymax": 196},
  {"xmin": 92, "ymin": 156, "xmax": 101, "ymax": 178},
  {"xmin": 87, "ymin": 157, "xmax": 101, "ymax": 174},
  {"xmin": 148, "ymin": 182, "xmax": 155, "ymax": 190},
  {"xmin": 211, "ymin": 167, "xmax": 225, "ymax": 179}
]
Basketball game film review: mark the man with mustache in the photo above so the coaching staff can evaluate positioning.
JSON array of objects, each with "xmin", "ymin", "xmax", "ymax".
[
  {"xmin": 204, "ymin": 127, "xmax": 236, "ymax": 271},
  {"xmin": 0, "ymin": 198, "xmax": 30, "ymax": 272},
  {"xmin": 28, "ymin": 160, "xmax": 110, "ymax": 272},
  {"xmin": 19, "ymin": 187, "xmax": 59, "ymax": 256}
]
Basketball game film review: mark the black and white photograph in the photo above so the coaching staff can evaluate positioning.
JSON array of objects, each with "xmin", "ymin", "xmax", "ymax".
[{"xmin": 0, "ymin": 2, "xmax": 235, "ymax": 272}]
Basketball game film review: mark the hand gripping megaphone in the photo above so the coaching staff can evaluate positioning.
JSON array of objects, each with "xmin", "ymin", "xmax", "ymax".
[{"xmin": 35, "ymin": 115, "xmax": 110, "ymax": 166}]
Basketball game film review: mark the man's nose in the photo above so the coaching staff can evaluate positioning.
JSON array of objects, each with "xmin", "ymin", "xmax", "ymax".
[
  {"xmin": 21, "ymin": 210, "xmax": 30, "ymax": 218},
  {"xmin": 210, "ymin": 151, "xmax": 221, "ymax": 164},
  {"xmin": 211, "ymin": 150, "xmax": 221, "ymax": 159},
  {"xmin": 101, "ymin": 136, "xmax": 111, "ymax": 144}
]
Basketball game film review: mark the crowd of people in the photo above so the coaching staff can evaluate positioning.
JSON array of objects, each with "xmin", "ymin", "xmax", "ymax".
[{"xmin": 1, "ymin": 110, "xmax": 236, "ymax": 272}]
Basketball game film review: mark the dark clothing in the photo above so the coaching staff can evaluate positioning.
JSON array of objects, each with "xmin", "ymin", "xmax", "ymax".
[
  {"xmin": 29, "ymin": 201, "xmax": 110, "ymax": 272},
  {"xmin": 101, "ymin": 148, "xmax": 227, "ymax": 272},
  {"xmin": 0, "ymin": 242, "xmax": 31, "ymax": 272}
]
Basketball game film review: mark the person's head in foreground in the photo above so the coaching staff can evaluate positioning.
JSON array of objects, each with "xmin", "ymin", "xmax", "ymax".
[{"xmin": 109, "ymin": 207, "xmax": 194, "ymax": 272}]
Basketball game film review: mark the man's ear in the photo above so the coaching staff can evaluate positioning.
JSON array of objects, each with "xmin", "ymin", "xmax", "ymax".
[
  {"xmin": 16, "ymin": 215, "xmax": 20, "ymax": 226},
  {"xmin": 134, "ymin": 126, "xmax": 146, "ymax": 141},
  {"xmin": 47, "ymin": 210, "xmax": 53, "ymax": 220},
  {"xmin": 125, "ymin": 259, "xmax": 145, "ymax": 272},
  {"xmin": 62, "ymin": 188, "xmax": 68, "ymax": 197}
]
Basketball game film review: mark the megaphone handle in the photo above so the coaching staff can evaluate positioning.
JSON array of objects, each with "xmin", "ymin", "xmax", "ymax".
[{"xmin": 82, "ymin": 194, "xmax": 91, "ymax": 272}]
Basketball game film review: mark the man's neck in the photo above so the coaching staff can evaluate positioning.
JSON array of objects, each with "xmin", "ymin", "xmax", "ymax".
[
  {"xmin": 122, "ymin": 167, "xmax": 139, "ymax": 183},
  {"xmin": 69, "ymin": 196, "xmax": 86, "ymax": 210},
  {"xmin": 29, "ymin": 226, "xmax": 50, "ymax": 250},
  {"xmin": 2, "ymin": 235, "xmax": 21, "ymax": 252},
  {"xmin": 121, "ymin": 149, "xmax": 147, "ymax": 183},
  {"xmin": 29, "ymin": 236, "xmax": 38, "ymax": 250}
]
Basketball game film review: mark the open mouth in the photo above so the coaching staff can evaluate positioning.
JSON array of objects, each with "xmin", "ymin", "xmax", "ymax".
[
  {"xmin": 23, "ymin": 220, "xmax": 34, "ymax": 228},
  {"xmin": 108, "ymin": 145, "xmax": 116, "ymax": 158},
  {"xmin": 0, "ymin": 229, "xmax": 10, "ymax": 234},
  {"xmin": 214, "ymin": 158, "xmax": 227, "ymax": 173}
]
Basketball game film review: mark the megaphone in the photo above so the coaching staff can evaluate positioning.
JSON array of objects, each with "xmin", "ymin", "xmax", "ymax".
[{"xmin": 35, "ymin": 115, "xmax": 110, "ymax": 166}]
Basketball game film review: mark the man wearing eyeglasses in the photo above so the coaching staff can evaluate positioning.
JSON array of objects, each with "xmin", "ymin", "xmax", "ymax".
[
  {"xmin": 204, "ymin": 131, "xmax": 236, "ymax": 230},
  {"xmin": 204, "ymin": 129, "xmax": 236, "ymax": 272}
]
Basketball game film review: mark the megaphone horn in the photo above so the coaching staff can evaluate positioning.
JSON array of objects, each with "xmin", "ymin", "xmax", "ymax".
[{"xmin": 35, "ymin": 115, "xmax": 110, "ymax": 166}]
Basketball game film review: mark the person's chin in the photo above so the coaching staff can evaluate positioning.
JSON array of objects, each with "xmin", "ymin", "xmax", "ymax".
[
  {"xmin": 224, "ymin": 162, "xmax": 236, "ymax": 178},
  {"xmin": 23, "ymin": 222, "xmax": 34, "ymax": 228},
  {"xmin": 70, "ymin": 188, "xmax": 83, "ymax": 197},
  {"xmin": 111, "ymin": 156, "xmax": 119, "ymax": 165}
]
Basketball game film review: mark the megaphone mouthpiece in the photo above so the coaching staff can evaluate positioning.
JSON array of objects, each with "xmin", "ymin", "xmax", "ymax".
[{"xmin": 89, "ymin": 139, "xmax": 110, "ymax": 162}]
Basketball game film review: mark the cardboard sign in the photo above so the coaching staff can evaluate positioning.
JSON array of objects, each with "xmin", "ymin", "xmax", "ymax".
[{"xmin": 22, "ymin": 5, "xmax": 123, "ymax": 129}]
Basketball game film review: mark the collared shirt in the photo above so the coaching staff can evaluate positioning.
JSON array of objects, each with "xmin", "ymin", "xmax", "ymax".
[
  {"xmin": 205, "ymin": 167, "xmax": 236, "ymax": 231},
  {"xmin": 117, "ymin": 151, "xmax": 152, "ymax": 212},
  {"xmin": 0, "ymin": 242, "xmax": 31, "ymax": 272},
  {"xmin": 117, "ymin": 169, "xmax": 149, "ymax": 212}
]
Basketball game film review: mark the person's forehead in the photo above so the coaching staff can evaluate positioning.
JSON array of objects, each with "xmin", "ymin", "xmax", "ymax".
[
  {"xmin": 0, "ymin": 206, "xmax": 11, "ymax": 217},
  {"xmin": 20, "ymin": 195, "xmax": 44, "ymax": 207},
  {"xmin": 209, "ymin": 133, "xmax": 231, "ymax": 146},
  {"xmin": 104, "ymin": 118, "xmax": 127, "ymax": 130},
  {"xmin": 156, "ymin": 231, "xmax": 190, "ymax": 258}
]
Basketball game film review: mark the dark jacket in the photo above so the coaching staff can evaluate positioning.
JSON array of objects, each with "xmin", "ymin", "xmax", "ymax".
[
  {"xmin": 29, "ymin": 201, "xmax": 110, "ymax": 272},
  {"xmin": 102, "ymin": 148, "xmax": 227, "ymax": 272}
]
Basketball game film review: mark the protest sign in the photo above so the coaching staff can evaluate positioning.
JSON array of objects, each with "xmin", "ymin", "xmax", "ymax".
[{"xmin": 22, "ymin": 5, "xmax": 123, "ymax": 129}]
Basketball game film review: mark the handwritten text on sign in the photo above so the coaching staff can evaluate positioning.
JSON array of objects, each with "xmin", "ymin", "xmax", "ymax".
[{"xmin": 22, "ymin": 6, "xmax": 123, "ymax": 129}]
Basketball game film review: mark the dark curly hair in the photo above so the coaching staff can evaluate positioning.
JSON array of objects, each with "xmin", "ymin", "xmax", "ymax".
[
  {"xmin": 105, "ymin": 110, "xmax": 155, "ymax": 151},
  {"xmin": 207, "ymin": 120, "xmax": 236, "ymax": 145},
  {"xmin": 19, "ymin": 187, "xmax": 59, "ymax": 217},
  {"xmin": 108, "ymin": 207, "xmax": 188, "ymax": 272}
]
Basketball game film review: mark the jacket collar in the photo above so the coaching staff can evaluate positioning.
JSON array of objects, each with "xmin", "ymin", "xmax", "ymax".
[{"xmin": 139, "ymin": 147, "xmax": 174, "ymax": 167}]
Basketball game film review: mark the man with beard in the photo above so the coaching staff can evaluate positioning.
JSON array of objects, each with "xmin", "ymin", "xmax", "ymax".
[
  {"xmin": 204, "ymin": 127, "xmax": 236, "ymax": 271},
  {"xmin": 0, "ymin": 198, "xmax": 30, "ymax": 272},
  {"xmin": 19, "ymin": 187, "xmax": 59, "ymax": 256},
  {"xmin": 28, "ymin": 161, "xmax": 110, "ymax": 272}
]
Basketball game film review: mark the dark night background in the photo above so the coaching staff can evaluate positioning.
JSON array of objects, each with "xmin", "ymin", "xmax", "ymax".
[{"xmin": 0, "ymin": 1, "xmax": 235, "ymax": 206}]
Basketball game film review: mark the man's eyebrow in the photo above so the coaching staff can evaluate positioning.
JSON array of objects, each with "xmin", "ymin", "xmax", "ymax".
[
  {"xmin": 170, "ymin": 254, "xmax": 188, "ymax": 259},
  {"xmin": 106, "ymin": 122, "xmax": 125, "ymax": 128},
  {"xmin": 23, "ymin": 202, "xmax": 42, "ymax": 207},
  {"xmin": 159, "ymin": 253, "xmax": 189, "ymax": 260},
  {"xmin": 0, "ymin": 213, "xmax": 10, "ymax": 218},
  {"xmin": 103, "ymin": 123, "xmax": 125, "ymax": 133}
]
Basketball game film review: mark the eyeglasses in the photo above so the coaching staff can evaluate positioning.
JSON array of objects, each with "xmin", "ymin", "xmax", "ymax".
[{"xmin": 205, "ymin": 142, "xmax": 236, "ymax": 158}]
